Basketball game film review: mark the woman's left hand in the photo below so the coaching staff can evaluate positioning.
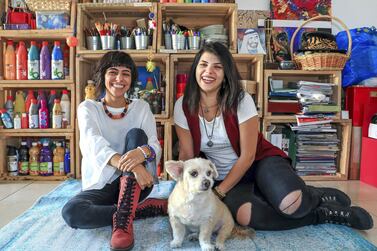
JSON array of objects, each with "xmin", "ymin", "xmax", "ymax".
[{"xmin": 117, "ymin": 149, "xmax": 145, "ymax": 172}]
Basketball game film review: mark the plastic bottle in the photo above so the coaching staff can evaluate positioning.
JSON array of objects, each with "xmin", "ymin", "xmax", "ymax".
[
  {"xmin": 25, "ymin": 90, "xmax": 35, "ymax": 113},
  {"xmin": 16, "ymin": 41, "xmax": 28, "ymax": 80},
  {"xmin": 48, "ymin": 90, "xmax": 57, "ymax": 125},
  {"xmin": 40, "ymin": 41, "xmax": 51, "ymax": 80},
  {"xmin": 39, "ymin": 142, "xmax": 53, "ymax": 176},
  {"xmin": 60, "ymin": 90, "xmax": 70, "ymax": 125},
  {"xmin": 28, "ymin": 41, "xmax": 40, "ymax": 80},
  {"xmin": 18, "ymin": 141, "xmax": 29, "ymax": 175},
  {"xmin": 62, "ymin": 43, "xmax": 70, "ymax": 77},
  {"xmin": 4, "ymin": 40, "xmax": 16, "ymax": 80},
  {"xmin": 51, "ymin": 41, "xmax": 64, "ymax": 80},
  {"xmin": 13, "ymin": 114, "xmax": 21, "ymax": 129},
  {"xmin": 5, "ymin": 95, "xmax": 14, "ymax": 119},
  {"xmin": 52, "ymin": 99, "xmax": 62, "ymax": 128},
  {"xmin": 14, "ymin": 90, "xmax": 26, "ymax": 115},
  {"xmin": 53, "ymin": 142, "xmax": 65, "ymax": 175},
  {"xmin": 39, "ymin": 99, "xmax": 49, "ymax": 129},
  {"xmin": 29, "ymin": 142, "xmax": 40, "ymax": 176},
  {"xmin": 28, "ymin": 99, "xmax": 39, "ymax": 129},
  {"xmin": 7, "ymin": 146, "xmax": 18, "ymax": 176},
  {"xmin": 37, "ymin": 90, "xmax": 47, "ymax": 110},
  {"xmin": 64, "ymin": 146, "xmax": 71, "ymax": 175},
  {"xmin": 21, "ymin": 113, "xmax": 28, "ymax": 129},
  {"xmin": 0, "ymin": 109, "xmax": 13, "ymax": 129},
  {"xmin": 145, "ymin": 77, "xmax": 154, "ymax": 91}
]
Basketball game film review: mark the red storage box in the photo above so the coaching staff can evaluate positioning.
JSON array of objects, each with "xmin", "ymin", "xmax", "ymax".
[
  {"xmin": 345, "ymin": 86, "xmax": 377, "ymax": 126},
  {"xmin": 360, "ymin": 137, "xmax": 377, "ymax": 188}
]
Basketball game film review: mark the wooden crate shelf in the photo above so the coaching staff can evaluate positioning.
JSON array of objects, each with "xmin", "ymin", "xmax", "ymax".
[
  {"xmin": 169, "ymin": 53, "xmax": 263, "ymax": 117},
  {"xmin": 264, "ymin": 69, "xmax": 342, "ymax": 119},
  {"xmin": 157, "ymin": 3, "xmax": 237, "ymax": 53},
  {"xmin": 261, "ymin": 117, "xmax": 351, "ymax": 181},
  {"xmin": 76, "ymin": 2, "xmax": 157, "ymax": 54},
  {"xmin": 0, "ymin": 134, "xmax": 75, "ymax": 180}
]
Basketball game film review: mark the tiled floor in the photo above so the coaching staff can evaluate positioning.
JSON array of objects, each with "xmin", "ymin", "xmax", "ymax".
[{"xmin": 0, "ymin": 180, "xmax": 376, "ymax": 246}]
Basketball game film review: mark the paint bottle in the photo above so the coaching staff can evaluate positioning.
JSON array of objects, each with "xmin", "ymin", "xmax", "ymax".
[
  {"xmin": 39, "ymin": 142, "xmax": 53, "ymax": 176},
  {"xmin": 64, "ymin": 145, "xmax": 71, "ymax": 175},
  {"xmin": 16, "ymin": 41, "xmax": 28, "ymax": 80},
  {"xmin": 48, "ymin": 90, "xmax": 57, "ymax": 125},
  {"xmin": 52, "ymin": 99, "xmax": 62, "ymax": 128},
  {"xmin": 28, "ymin": 41, "xmax": 40, "ymax": 80},
  {"xmin": 37, "ymin": 90, "xmax": 46, "ymax": 110},
  {"xmin": 7, "ymin": 146, "xmax": 18, "ymax": 176},
  {"xmin": 5, "ymin": 95, "xmax": 14, "ymax": 119},
  {"xmin": 4, "ymin": 40, "xmax": 16, "ymax": 80},
  {"xmin": 21, "ymin": 113, "xmax": 28, "ymax": 129},
  {"xmin": 29, "ymin": 142, "xmax": 40, "ymax": 176},
  {"xmin": 40, "ymin": 41, "xmax": 51, "ymax": 80},
  {"xmin": 13, "ymin": 113, "xmax": 21, "ymax": 129},
  {"xmin": 51, "ymin": 41, "xmax": 64, "ymax": 80},
  {"xmin": 14, "ymin": 90, "xmax": 26, "ymax": 116},
  {"xmin": 39, "ymin": 99, "xmax": 49, "ymax": 129},
  {"xmin": 62, "ymin": 43, "xmax": 70, "ymax": 78},
  {"xmin": 18, "ymin": 141, "xmax": 29, "ymax": 175},
  {"xmin": 60, "ymin": 90, "xmax": 70, "ymax": 125},
  {"xmin": 28, "ymin": 99, "xmax": 39, "ymax": 129},
  {"xmin": 0, "ymin": 109, "xmax": 13, "ymax": 129},
  {"xmin": 25, "ymin": 90, "xmax": 35, "ymax": 113},
  {"xmin": 53, "ymin": 142, "xmax": 65, "ymax": 175}
]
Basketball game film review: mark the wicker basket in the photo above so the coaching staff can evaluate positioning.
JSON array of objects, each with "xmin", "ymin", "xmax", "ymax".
[
  {"xmin": 25, "ymin": 0, "xmax": 71, "ymax": 12},
  {"xmin": 290, "ymin": 15, "xmax": 352, "ymax": 71}
]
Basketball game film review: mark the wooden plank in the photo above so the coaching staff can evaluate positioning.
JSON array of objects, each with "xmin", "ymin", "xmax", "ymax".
[
  {"xmin": 0, "ymin": 81, "xmax": 74, "ymax": 90},
  {"xmin": 0, "ymin": 130, "xmax": 74, "ymax": 136},
  {"xmin": 0, "ymin": 30, "xmax": 73, "ymax": 40}
]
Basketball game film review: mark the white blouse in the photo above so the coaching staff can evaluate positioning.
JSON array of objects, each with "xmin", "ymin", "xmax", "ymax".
[{"xmin": 78, "ymin": 99, "xmax": 161, "ymax": 190}]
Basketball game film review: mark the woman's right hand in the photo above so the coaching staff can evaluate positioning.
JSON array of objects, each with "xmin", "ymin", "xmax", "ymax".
[{"xmin": 132, "ymin": 165, "xmax": 154, "ymax": 190}]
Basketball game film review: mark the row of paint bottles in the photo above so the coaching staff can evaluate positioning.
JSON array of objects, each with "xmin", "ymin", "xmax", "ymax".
[{"xmin": 4, "ymin": 40, "xmax": 64, "ymax": 80}]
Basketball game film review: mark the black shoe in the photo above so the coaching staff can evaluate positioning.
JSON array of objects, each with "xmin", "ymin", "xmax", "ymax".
[
  {"xmin": 308, "ymin": 186, "xmax": 351, "ymax": 207},
  {"xmin": 316, "ymin": 203, "xmax": 374, "ymax": 230}
]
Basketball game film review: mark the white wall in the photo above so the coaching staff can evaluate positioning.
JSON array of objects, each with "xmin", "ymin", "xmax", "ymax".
[{"xmin": 236, "ymin": 0, "xmax": 377, "ymax": 30}]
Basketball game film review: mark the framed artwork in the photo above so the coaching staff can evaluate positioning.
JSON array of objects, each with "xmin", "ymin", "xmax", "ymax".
[
  {"xmin": 270, "ymin": 0, "xmax": 331, "ymax": 20},
  {"xmin": 237, "ymin": 28, "xmax": 266, "ymax": 54}
]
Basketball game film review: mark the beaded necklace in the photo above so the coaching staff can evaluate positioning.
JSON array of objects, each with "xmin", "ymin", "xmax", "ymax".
[{"xmin": 101, "ymin": 98, "xmax": 130, "ymax": 119}]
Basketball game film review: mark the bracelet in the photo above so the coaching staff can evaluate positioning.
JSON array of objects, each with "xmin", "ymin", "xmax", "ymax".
[
  {"xmin": 213, "ymin": 186, "xmax": 226, "ymax": 200},
  {"xmin": 137, "ymin": 145, "xmax": 156, "ymax": 162}
]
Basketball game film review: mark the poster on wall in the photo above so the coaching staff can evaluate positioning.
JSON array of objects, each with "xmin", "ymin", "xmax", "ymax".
[
  {"xmin": 237, "ymin": 28, "xmax": 266, "ymax": 54},
  {"xmin": 270, "ymin": 0, "xmax": 332, "ymax": 20}
]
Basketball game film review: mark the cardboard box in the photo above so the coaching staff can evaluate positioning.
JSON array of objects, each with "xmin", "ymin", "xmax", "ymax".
[{"xmin": 36, "ymin": 11, "xmax": 69, "ymax": 30}]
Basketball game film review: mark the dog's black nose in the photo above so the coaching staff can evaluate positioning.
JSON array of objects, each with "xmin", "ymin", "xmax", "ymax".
[{"xmin": 202, "ymin": 180, "xmax": 211, "ymax": 190}]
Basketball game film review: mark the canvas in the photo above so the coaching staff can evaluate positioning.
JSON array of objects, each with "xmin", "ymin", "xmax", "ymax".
[{"xmin": 270, "ymin": 0, "xmax": 332, "ymax": 20}]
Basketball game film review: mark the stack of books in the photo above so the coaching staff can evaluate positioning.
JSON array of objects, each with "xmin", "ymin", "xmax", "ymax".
[
  {"xmin": 290, "ymin": 124, "xmax": 340, "ymax": 176},
  {"xmin": 268, "ymin": 78, "xmax": 300, "ymax": 114}
]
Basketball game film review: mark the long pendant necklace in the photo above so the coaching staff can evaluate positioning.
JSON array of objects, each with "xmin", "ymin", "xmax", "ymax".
[{"xmin": 200, "ymin": 104, "xmax": 219, "ymax": 147}]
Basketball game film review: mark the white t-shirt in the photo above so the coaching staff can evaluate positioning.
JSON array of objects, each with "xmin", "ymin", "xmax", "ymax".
[
  {"xmin": 78, "ymin": 99, "xmax": 161, "ymax": 190},
  {"xmin": 174, "ymin": 92, "xmax": 258, "ymax": 180}
]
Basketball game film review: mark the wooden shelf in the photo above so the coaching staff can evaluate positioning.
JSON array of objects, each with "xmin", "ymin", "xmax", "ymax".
[
  {"xmin": 0, "ymin": 29, "xmax": 73, "ymax": 40},
  {"xmin": 0, "ymin": 129, "xmax": 74, "ymax": 137},
  {"xmin": 76, "ymin": 48, "xmax": 155, "ymax": 56},
  {"xmin": 0, "ymin": 80, "xmax": 74, "ymax": 90},
  {"xmin": 0, "ymin": 174, "xmax": 72, "ymax": 181}
]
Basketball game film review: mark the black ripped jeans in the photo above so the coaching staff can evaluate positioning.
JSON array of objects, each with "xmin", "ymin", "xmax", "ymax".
[
  {"xmin": 220, "ymin": 156, "xmax": 321, "ymax": 230},
  {"xmin": 61, "ymin": 128, "xmax": 153, "ymax": 229}
]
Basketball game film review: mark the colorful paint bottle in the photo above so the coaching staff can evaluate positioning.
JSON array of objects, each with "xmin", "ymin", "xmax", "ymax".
[
  {"xmin": 14, "ymin": 90, "xmax": 26, "ymax": 116},
  {"xmin": 40, "ymin": 41, "xmax": 51, "ymax": 80},
  {"xmin": 28, "ymin": 41, "xmax": 40, "ymax": 80},
  {"xmin": 39, "ymin": 142, "xmax": 53, "ymax": 176},
  {"xmin": 4, "ymin": 40, "xmax": 16, "ymax": 80},
  {"xmin": 64, "ymin": 146, "xmax": 71, "ymax": 175},
  {"xmin": 60, "ymin": 90, "xmax": 70, "ymax": 125},
  {"xmin": 39, "ymin": 99, "xmax": 49, "ymax": 129},
  {"xmin": 0, "ymin": 109, "xmax": 13, "ymax": 129},
  {"xmin": 48, "ymin": 90, "xmax": 57, "ymax": 125},
  {"xmin": 7, "ymin": 146, "xmax": 18, "ymax": 176},
  {"xmin": 5, "ymin": 95, "xmax": 14, "ymax": 119},
  {"xmin": 16, "ymin": 41, "xmax": 28, "ymax": 80},
  {"xmin": 29, "ymin": 142, "xmax": 40, "ymax": 176},
  {"xmin": 52, "ymin": 99, "xmax": 62, "ymax": 128},
  {"xmin": 53, "ymin": 142, "xmax": 65, "ymax": 175},
  {"xmin": 18, "ymin": 141, "xmax": 29, "ymax": 175},
  {"xmin": 51, "ymin": 41, "xmax": 64, "ymax": 80},
  {"xmin": 25, "ymin": 90, "xmax": 35, "ymax": 113},
  {"xmin": 28, "ymin": 99, "xmax": 39, "ymax": 129}
]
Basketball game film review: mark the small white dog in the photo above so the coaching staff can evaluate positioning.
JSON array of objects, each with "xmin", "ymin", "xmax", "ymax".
[{"xmin": 165, "ymin": 158, "xmax": 252, "ymax": 251}]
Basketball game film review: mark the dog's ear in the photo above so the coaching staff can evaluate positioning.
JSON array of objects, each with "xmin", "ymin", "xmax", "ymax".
[
  {"xmin": 208, "ymin": 160, "xmax": 219, "ymax": 179},
  {"xmin": 165, "ymin": 160, "xmax": 185, "ymax": 181}
]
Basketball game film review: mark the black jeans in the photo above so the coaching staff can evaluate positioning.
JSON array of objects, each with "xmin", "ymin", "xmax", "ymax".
[
  {"xmin": 222, "ymin": 156, "xmax": 320, "ymax": 230},
  {"xmin": 62, "ymin": 128, "xmax": 153, "ymax": 229}
]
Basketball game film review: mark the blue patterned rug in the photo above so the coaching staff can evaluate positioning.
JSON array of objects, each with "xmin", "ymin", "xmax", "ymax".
[{"xmin": 0, "ymin": 180, "xmax": 376, "ymax": 251}]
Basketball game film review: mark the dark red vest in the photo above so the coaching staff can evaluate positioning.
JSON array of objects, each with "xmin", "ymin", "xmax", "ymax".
[{"xmin": 182, "ymin": 103, "xmax": 289, "ymax": 161}]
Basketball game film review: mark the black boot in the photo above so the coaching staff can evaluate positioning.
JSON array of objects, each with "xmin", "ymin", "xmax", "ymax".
[
  {"xmin": 316, "ymin": 203, "xmax": 374, "ymax": 230},
  {"xmin": 307, "ymin": 186, "xmax": 351, "ymax": 207}
]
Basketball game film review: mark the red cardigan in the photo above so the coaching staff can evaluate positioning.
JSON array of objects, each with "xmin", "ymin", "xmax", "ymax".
[{"xmin": 182, "ymin": 102, "xmax": 289, "ymax": 161}]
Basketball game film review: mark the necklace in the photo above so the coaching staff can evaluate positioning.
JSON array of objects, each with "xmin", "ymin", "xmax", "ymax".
[
  {"xmin": 200, "ymin": 104, "xmax": 219, "ymax": 147},
  {"xmin": 101, "ymin": 98, "xmax": 129, "ymax": 120},
  {"xmin": 200, "ymin": 102, "xmax": 218, "ymax": 113}
]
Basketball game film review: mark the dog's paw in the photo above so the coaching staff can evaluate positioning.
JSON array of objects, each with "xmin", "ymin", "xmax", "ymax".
[
  {"xmin": 187, "ymin": 233, "xmax": 199, "ymax": 241},
  {"xmin": 215, "ymin": 242, "xmax": 225, "ymax": 251},
  {"xmin": 200, "ymin": 243, "xmax": 215, "ymax": 251},
  {"xmin": 170, "ymin": 240, "xmax": 183, "ymax": 249}
]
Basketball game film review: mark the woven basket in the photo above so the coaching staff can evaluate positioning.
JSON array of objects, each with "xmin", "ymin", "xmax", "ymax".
[
  {"xmin": 290, "ymin": 15, "xmax": 352, "ymax": 71},
  {"xmin": 25, "ymin": 0, "xmax": 71, "ymax": 12}
]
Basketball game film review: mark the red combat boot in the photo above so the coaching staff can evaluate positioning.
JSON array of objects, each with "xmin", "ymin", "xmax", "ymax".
[
  {"xmin": 110, "ymin": 176, "xmax": 141, "ymax": 251},
  {"xmin": 135, "ymin": 198, "xmax": 168, "ymax": 220}
]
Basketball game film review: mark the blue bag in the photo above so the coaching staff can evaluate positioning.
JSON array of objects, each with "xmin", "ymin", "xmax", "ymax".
[{"xmin": 336, "ymin": 27, "xmax": 377, "ymax": 87}]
